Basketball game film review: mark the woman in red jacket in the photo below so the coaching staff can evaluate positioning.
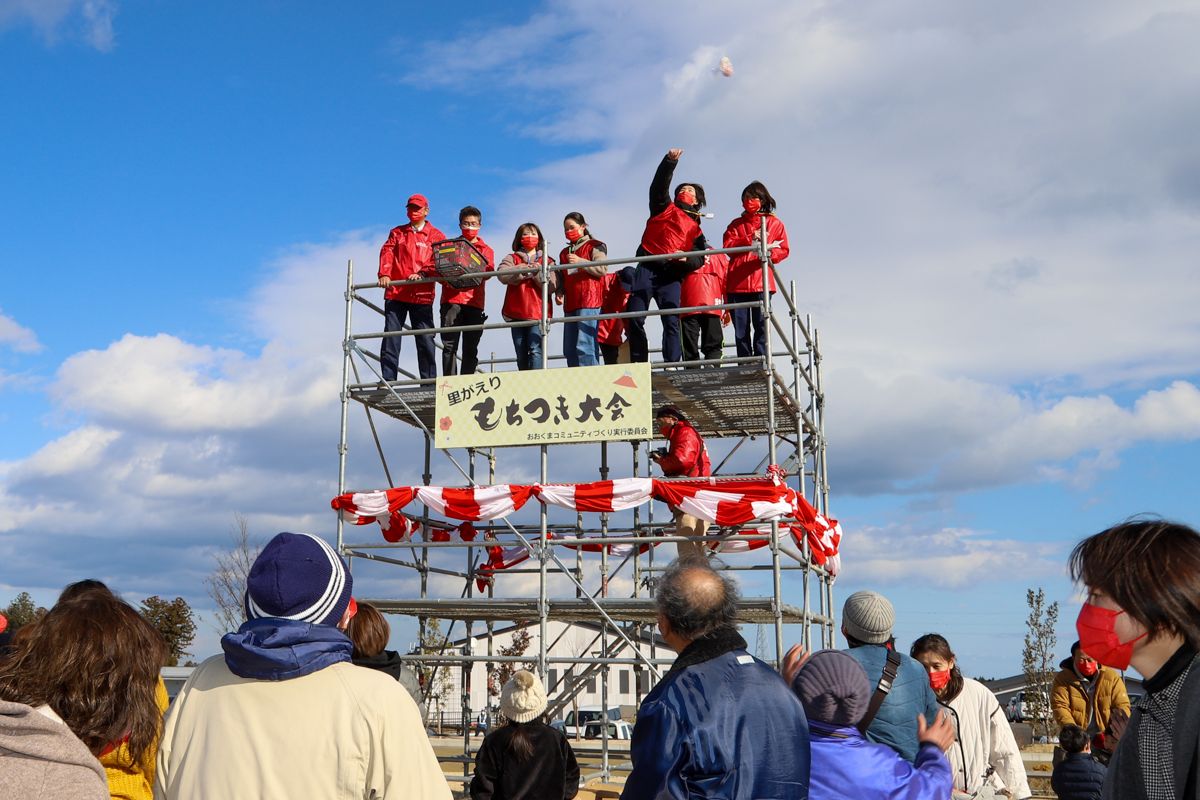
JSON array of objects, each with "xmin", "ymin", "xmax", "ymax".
[
  {"xmin": 498, "ymin": 223, "xmax": 557, "ymax": 371},
  {"xmin": 649, "ymin": 404, "xmax": 712, "ymax": 559},
  {"xmin": 722, "ymin": 181, "xmax": 790, "ymax": 360},
  {"xmin": 680, "ymin": 251, "xmax": 729, "ymax": 367},
  {"xmin": 557, "ymin": 212, "xmax": 608, "ymax": 368},
  {"xmin": 598, "ymin": 267, "xmax": 634, "ymax": 366}
]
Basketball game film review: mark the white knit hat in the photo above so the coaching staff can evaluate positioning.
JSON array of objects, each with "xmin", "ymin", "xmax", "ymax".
[{"xmin": 500, "ymin": 670, "xmax": 548, "ymax": 723}]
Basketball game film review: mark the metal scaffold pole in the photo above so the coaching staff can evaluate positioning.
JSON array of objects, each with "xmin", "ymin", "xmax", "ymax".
[
  {"xmin": 757, "ymin": 215, "xmax": 785, "ymax": 666},
  {"xmin": 337, "ymin": 259, "xmax": 354, "ymax": 551}
]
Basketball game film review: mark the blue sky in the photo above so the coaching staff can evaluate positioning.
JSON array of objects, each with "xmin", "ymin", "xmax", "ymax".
[{"xmin": 2, "ymin": 0, "xmax": 1199, "ymax": 678}]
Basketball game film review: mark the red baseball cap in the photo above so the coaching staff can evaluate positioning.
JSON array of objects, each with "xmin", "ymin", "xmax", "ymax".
[{"xmin": 407, "ymin": 194, "xmax": 429, "ymax": 209}]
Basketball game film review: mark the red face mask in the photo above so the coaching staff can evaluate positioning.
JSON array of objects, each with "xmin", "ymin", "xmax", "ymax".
[
  {"xmin": 1077, "ymin": 660, "xmax": 1098, "ymax": 677},
  {"xmin": 658, "ymin": 422, "xmax": 673, "ymax": 438},
  {"xmin": 407, "ymin": 206, "xmax": 426, "ymax": 223},
  {"xmin": 1076, "ymin": 602, "xmax": 1148, "ymax": 670},
  {"xmin": 928, "ymin": 669, "xmax": 951, "ymax": 691},
  {"xmin": 460, "ymin": 224, "xmax": 480, "ymax": 239},
  {"xmin": 565, "ymin": 228, "xmax": 584, "ymax": 243},
  {"xmin": 742, "ymin": 197, "xmax": 762, "ymax": 213},
  {"xmin": 520, "ymin": 235, "xmax": 539, "ymax": 251},
  {"xmin": 675, "ymin": 187, "xmax": 697, "ymax": 206}
]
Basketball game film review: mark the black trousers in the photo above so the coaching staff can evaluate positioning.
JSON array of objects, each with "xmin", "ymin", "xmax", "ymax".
[
  {"xmin": 681, "ymin": 314, "xmax": 723, "ymax": 366},
  {"xmin": 440, "ymin": 303, "xmax": 486, "ymax": 375},
  {"xmin": 600, "ymin": 342, "xmax": 621, "ymax": 365},
  {"xmin": 382, "ymin": 300, "xmax": 436, "ymax": 380}
]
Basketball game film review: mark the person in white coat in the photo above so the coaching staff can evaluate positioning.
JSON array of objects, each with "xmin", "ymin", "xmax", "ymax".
[
  {"xmin": 156, "ymin": 532, "xmax": 451, "ymax": 800},
  {"xmin": 911, "ymin": 633, "xmax": 1032, "ymax": 800}
]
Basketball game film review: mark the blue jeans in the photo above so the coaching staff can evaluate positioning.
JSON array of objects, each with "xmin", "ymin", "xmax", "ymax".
[
  {"xmin": 510, "ymin": 322, "xmax": 544, "ymax": 370},
  {"xmin": 382, "ymin": 300, "xmax": 436, "ymax": 380},
  {"xmin": 563, "ymin": 307, "xmax": 601, "ymax": 367},
  {"xmin": 728, "ymin": 292, "xmax": 769, "ymax": 359}
]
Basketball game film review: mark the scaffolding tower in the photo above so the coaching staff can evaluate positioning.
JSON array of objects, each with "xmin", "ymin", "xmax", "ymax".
[{"xmin": 334, "ymin": 225, "xmax": 836, "ymax": 783}]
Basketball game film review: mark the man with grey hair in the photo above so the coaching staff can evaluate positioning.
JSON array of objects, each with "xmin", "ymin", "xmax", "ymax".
[{"xmin": 622, "ymin": 558, "xmax": 810, "ymax": 799}]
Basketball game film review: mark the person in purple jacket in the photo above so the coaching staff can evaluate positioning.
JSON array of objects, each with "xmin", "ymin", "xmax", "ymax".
[{"xmin": 790, "ymin": 649, "xmax": 955, "ymax": 800}]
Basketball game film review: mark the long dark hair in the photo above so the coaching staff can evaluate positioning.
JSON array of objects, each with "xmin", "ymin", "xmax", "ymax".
[
  {"xmin": 910, "ymin": 633, "xmax": 964, "ymax": 702},
  {"xmin": 0, "ymin": 591, "xmax": 168, "ymax": 761},
  {"xmin": 1069, "ymin": 517, "xmax": 1200, "ymax": 649},
  {"xmin": 506, "ymin": 716, "xmax": 544, "ymax": 762},
  {"xmin": 741, "ymin": 180, "xmax": 777, "ymax": 213}
]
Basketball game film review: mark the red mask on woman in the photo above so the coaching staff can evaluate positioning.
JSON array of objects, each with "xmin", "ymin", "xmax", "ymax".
[
  {"xmin": 565, "ymin": 228, "xmax": 584, "ymax": 243},
  {"xmin": 675, "ymin": 187, "xmax": 697, "ymax": 206},
  {"xmin": 742, "ymin": 197, "xmax": 763, "ymax": 214},
  {"xmin": 928, "ymin": 669, "xmax": 951, "ymax": 691},
  {"xmin": 520, "ymin": 235, "xmax": 539, "ymax": 251},
  {"xmin": 1076, "ymin": 603, "xmax": 1147, "ymax": 670}
]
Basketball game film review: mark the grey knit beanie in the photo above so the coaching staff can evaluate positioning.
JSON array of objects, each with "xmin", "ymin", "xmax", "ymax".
[
  {"xmin": 841, "ymin": 590, "xmax": 895, "ymax": 644},
  {"xmin": 500, "ymin": 670, "xmax": 548, "ymax": 723},
  {"xmin": 792, "ymin": 650, "xmax": 872, "ymax": 726}
]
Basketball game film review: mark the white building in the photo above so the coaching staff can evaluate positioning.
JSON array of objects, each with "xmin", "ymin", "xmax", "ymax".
[{"xmin": 433, "ymin": 620, "xmax": 669, "ymax": 720}]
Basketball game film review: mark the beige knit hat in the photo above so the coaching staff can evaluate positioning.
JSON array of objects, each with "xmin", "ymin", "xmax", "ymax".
[
  {"xmin": 841, "ymin": 590, "xmax": 895, "ymax": 644},
  {"xmin": 500, "ymin": 669, "xmax": 548, "ymax": 723}
]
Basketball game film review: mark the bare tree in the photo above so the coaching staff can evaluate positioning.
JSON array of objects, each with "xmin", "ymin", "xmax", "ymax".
[
  {"xmin": 1023, "ymin": 587, "xmax": 1059, "ymax": 740},
  {"xmin": 493, "ymin": 627, "xmax": 534, "ymax": 690},
  {"xmin": 416, "ymin": 618, "xmax": 455, "ymax": 726},
  {"xmin": 205, "ymin": 514, "xmax": 263, "ymax": 634}
]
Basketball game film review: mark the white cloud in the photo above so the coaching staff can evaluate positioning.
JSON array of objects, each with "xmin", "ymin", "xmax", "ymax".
[
  {"xmin": 396, "ymin": 0, "xmax": 1200, "ymax": 493},
  {"xmin": 0, "ymin": 311, "xmax": 43, "ymax": 354},
  {"xmin": 4, "ymin": 0, "xmax": 1200, "ymax": 655},
  {"xmin": 0, "ymin": 0, "xmax": 117, "ymax": 51},
  {"xmin": 841, "ymin": 523, "xmax": 1062, "ymax": 588}
]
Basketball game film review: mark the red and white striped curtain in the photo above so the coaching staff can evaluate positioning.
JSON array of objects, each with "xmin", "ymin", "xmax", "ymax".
[{"xmin": 330, "ymin": 474, "xmax": 842, "ymax": 582}]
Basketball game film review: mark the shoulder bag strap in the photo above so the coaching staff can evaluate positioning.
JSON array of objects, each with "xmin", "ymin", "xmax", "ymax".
[{"xmin": 858, "ymin": 650, "xmax": 903, "ymax": 734}]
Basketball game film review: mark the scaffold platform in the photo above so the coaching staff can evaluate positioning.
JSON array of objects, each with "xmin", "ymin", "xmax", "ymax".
[
  {"xmin": 348, "ymin": 365, "xmax": 807, "ymax": 439},
  {"xmin": 364, "ymin": 596, "xmax": 824, "ymax": 626}
]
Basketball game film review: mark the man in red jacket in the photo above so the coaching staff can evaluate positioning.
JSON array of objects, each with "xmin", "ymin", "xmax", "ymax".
[
  {"xmin": 377, "ymin": 194, "xmax": 446, "ymax": 381},
  {"xmin": 439, "ymin": 205, "xmax": 494, "ymax": 376},
  {"xmin": 649, "ymin": 405, "xmax": 712, "ymax": 559}
]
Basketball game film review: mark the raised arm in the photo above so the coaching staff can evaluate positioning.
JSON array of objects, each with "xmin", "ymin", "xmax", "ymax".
[{"xmin": 648, "ymin": 149, "xmax": 682, "ymax": 216}]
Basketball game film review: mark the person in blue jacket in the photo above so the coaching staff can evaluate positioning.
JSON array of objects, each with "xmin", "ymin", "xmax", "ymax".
[
  {"xmin": 839, "ymin": 590, "xmax": 942, "ymax": 762},
  {"xmin": 790, "ymin": 649, "xmax": 954, "ymax": 799},
  {"xmin": 622, "ymin": 558, "xmax": 810, "ymax": 800}
]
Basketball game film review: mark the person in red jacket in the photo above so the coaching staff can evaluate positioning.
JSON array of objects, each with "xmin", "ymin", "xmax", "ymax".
[
  {"xmin": 440, "ymin": 206, "xmax": 495, "ymax": 376},
  {"xmin": 557, "ymin": 212, "xmax": 608, "ymax": 367},
  {"xmin": 649, "ymin": 405, "xmax": 712, "ymax": 559},
  {"xmin": 722, "ymin": 181, "xmax": 791, "ymax": 360},
  {"xmin": 627, "ymin": 148, "xmax": 708, "ymax": 363},
  {"xmin": 498, "ymin": 223, "xmax": 557, "ymax": 371},
  {"xmin": 377, "ymin": 194, "xmax": 447, "ymax": 381},
  {"xmin": 680, "ymin": 250, "xmax": 730, "ymax": 367},
  {"xmin": 598, "ymin": 267, "xmax": 634, "ymax": 366}
]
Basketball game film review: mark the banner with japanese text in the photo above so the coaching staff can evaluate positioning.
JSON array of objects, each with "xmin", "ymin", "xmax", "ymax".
[{"xmin": 434, "ymin": 363, "xmax": 653, "ymax": 448}]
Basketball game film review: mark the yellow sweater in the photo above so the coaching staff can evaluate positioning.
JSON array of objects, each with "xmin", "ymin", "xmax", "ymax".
[{"xmin": 99, "ymin": 676, "xmax": 169, "ymax": 800}]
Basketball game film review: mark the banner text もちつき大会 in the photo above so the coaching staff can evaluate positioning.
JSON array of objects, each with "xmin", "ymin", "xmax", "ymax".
[{"xmin": 434, "ymin": 363, "xmax": 653, "ymax": 449}]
